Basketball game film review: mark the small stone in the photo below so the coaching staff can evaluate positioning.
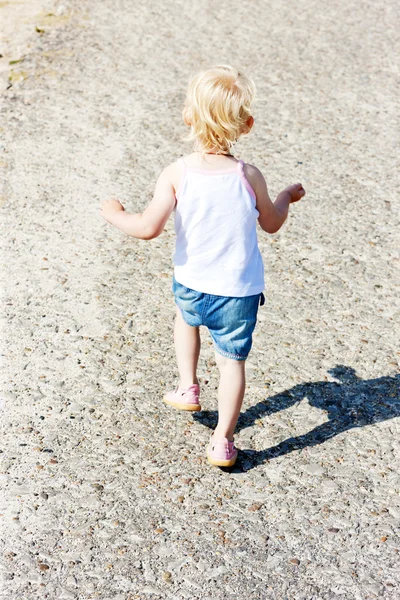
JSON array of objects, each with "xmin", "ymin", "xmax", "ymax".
[
  {"xmin": 68, "ymin": 402, "xmax": 83, "ymax": 413},
  {"xmin": 66, "ymin": 576, "xmax": 77, "ymax": 588},
  {"xmin": 322, "ymin": 479, "xmax": 339, "ymax": 491},
  {"xmin": 142, "ymin": 587, "xmax": 162, "ymax": 595},
  {"xmin": 38, "ymin": 563, "xmax": 50, "ymax": 571},
  {"xmin": 380, "ymin": 536, "xmax": 388, "ymax": 542},
  {"xmin": 328, "ymin": 528, "xmax": 340, "ymax": 533},
  {"xmin": 248, "ymin": 503, "xmax": 263, "ymax": 512},
  {"xmin": 364, "ymin": 584, "xmax": 380, "ymax": 597},
  {"xmin": 91, "ymin": 484, "xmax": 104, "ymax": 492},
  {"xmin": 58, "ymin": 588, "xmax": 76, "ymax": 599},
  {"xmin": 154, "ymin": 528, "xmax": 165, "ymax": 534},
  {"xmin": 177, "ymin": 496, "xmax": 184, "ymax": 503},
  {"xmin": 217, "ymin": 530, "xmax": 225, "ymax": 538},
  {"xmin": 289, "ymin": 558, "xmax": 300, "ymax": 565},
  {"xmin": 304, "ymin": 464, "xmax": 325, "ymax": 475},
  {"xmin": 162, "ymin": 571, "xmax": 172, "ymax": 582},
  {"xmin": 28, "ymin": 571, "xmax": 42, "ymax": 584}
]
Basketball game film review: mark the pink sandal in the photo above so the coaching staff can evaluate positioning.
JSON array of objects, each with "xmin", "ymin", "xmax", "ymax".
[
  {"xmin": 206, "ymin": 434, "xmax": 238, "ymax": 467},
  {"xmin": 163, "ymin": 384, "xmax": 201, "ymax": 411}
]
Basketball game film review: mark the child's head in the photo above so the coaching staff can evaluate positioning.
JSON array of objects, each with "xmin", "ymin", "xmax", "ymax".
[{"xmin": 183, "ymin": 65, "xmax": 255, "ymax": 155}]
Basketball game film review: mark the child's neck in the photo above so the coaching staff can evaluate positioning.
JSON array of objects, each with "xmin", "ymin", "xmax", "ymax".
[{"xmin": 195, "ymin": 145, "xmax": 234, "ymax": 157}]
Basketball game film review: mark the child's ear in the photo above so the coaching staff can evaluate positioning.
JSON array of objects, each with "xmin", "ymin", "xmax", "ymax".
[{"xmin": 243, "ymin": 115, "xmax": 254, "ymax": 134}]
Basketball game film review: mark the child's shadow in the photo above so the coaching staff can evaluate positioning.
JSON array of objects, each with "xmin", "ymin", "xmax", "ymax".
[{"xmin": 193, "ymin": 365, "xmax": 400, "ymax": 471}]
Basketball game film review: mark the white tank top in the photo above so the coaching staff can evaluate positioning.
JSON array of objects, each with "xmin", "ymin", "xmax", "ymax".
[{"xmin": 173, "ymin": 157, "xmax": 264, "ymax": 297}]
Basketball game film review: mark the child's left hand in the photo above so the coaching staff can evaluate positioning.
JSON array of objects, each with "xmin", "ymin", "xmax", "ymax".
[{"xmin": 101, "ymin": 198, "xmax": 125, "ymax": 223}]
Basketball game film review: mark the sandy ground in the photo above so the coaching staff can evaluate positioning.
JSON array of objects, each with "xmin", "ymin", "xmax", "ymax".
[
  {"xmin": 0, "ymin": 0, "xmax": 69, "ymax": 92},
  {"xmin": 1, "ymin": 0, "xmax": 399, "ymax": 598}
]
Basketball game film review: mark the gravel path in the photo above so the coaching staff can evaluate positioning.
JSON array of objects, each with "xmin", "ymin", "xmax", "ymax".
[{"xmin": 1, "ymin": 0, "xmax": 399, "ymax": 598}]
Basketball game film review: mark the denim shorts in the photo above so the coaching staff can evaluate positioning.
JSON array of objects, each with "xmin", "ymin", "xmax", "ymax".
[{"xmin": 172, "ymin": 277, "xmax": 265, "ymax": 361}]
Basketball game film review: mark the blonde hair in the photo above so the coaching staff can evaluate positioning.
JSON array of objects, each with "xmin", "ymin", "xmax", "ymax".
[{"xmin": 183, "ymin": 65, "xmax": 256, "ymax": 155}]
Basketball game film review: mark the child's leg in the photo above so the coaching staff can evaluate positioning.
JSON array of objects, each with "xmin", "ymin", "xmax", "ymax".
[
  {"xmin": 213, "ymin": 353, "xmax": 245, "ymax": 441},
  {"xmin": 174, "ymin": 307, "xmax": 200, "ymax": 388}
]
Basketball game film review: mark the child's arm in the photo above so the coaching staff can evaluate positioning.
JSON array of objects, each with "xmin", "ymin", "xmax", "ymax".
[
  {"xmin": 100, "ymin": 165, "xmax": 177, "ymax": 240},
  {"xmin": 246, "ymin": 165, "xmax": 305, "ymax": 234}
]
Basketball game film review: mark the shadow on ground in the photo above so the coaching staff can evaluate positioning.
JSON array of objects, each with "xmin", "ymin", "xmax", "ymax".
[{"xmin": 193, "ymin": 365, "xmax": 400, "ymax": 471}]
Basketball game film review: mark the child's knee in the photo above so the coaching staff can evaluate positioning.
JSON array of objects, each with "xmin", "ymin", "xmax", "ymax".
[{"xmin": 215, "ymin": 351, "xmax": 245, "ymax": 370}]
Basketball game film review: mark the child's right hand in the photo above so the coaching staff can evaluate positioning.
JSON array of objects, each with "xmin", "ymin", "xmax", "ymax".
[{"xmin": 284, "ymin": 183, "xmax": 305, "ymax": 203}]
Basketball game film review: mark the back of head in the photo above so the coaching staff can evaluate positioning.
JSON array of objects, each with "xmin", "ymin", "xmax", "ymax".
[{"xmin": 183, "ymin": 65, "xmax": 256, "ymax": 155}]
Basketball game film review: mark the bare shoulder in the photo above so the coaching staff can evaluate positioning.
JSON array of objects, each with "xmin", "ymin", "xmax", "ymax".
[
  {"xmin": 159, "ymin": 160, "xmax": 182, "ymax": 193},
  {"xmin": 243, "ymin": 162, "xmax": 268, "ymax": 195}
]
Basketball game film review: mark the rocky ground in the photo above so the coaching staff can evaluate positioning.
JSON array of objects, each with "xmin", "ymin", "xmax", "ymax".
[{"xmin": 0, "ymin": 0, "xmax": 399, "ymax": 598}]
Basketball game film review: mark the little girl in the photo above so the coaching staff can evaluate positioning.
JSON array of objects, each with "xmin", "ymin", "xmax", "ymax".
[{"xmin": 101, "ymin": 65, "xmax": 305, "ymax": 468}]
